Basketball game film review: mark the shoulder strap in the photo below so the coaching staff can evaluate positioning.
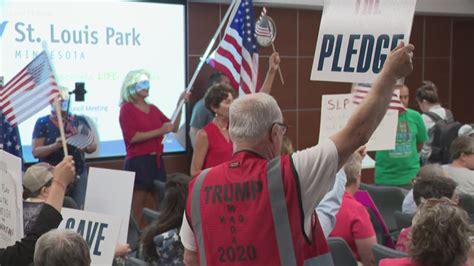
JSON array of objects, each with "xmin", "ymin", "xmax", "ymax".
[
  {"xmin": 424, "ymin": 111, "xmax": 443, "ymax": 122},
  {"xmin": 445, "ymin": 109, "xmax": 454, "ymax": 122}
]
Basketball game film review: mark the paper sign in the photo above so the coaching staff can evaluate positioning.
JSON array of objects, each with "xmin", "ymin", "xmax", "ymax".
[
  {"xmin": 84, "ymin": 167, "xmax": 135, "ymax": 244},
  {"xmin": 59, "ymin": 208, "xmax": 121, "ymax": 265},
  {"xmin": 0, "ymin": 150, "xmax": 23, "ymax": 248},
  {"xmin": 318, "ymin": 93, "xmax": 398, "ymax": 151},
  {"xmin": 311, "ymin": 0, "xmax": 416, "ymax": 83}
]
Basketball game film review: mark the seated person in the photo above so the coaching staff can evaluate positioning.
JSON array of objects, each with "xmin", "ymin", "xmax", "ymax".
[
  {"xmin": 317, "ymin": 146, "xmax": 367, "ymax": 237},
  {"xmin": 0, "ymin": 156, "xmax": 75, "ymax": 266},
  {"xmin": 34, "ymin": 229, "xmax": 90, "ymax": 266},
  {"xmin": 140, "ymin": 173, "xmax": 191, "ymax": 265},
  {"xmin": 330, "ymin": 153, "xmax": 376, "ymax": 266},
  {"xmin": 443, "ymin": 136, "xmax": 474, "ymax": 195},
  {"xmin": 458, "ymin": 124, "xmax": 474, "ymax": 137},
  {"xmin": 381, "ymin": 197, "xmax": 471, "ymax": 266},
  {"xmin": 396, "ymin": 175, "xmax": 458, "ymax": 252},
  {"xmin": 23, "ymin": 163, "xmax": 78, "ymax": 234},
  {"xmin": 402, "ymin": 164, "xmax": 447, "ymax": 214}
]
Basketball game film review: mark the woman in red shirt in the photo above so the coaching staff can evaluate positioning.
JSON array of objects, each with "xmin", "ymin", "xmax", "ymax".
[
  {"xmin": 380, "ymin": 198, "xmax": 472, "ymax": 266},
  {"xmin": 119, "ymin": 69, "xmax": 188, "ymax": 228},
  {"xmin": 190, "ymin": 84, "xmax": 236, "ymax": 176}
]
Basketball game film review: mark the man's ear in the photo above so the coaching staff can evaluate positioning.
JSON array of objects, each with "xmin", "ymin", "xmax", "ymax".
[{"xmin": 269, "ymin": 124, "xmax": 278, "ymax": 142}]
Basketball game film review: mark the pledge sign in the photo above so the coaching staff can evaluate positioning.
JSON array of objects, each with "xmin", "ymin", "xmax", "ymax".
[{"xmin": 311, "ymin": 0, "xmax": 416, "ymax": 83}]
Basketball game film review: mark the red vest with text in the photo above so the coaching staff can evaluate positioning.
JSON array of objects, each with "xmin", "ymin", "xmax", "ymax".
[{"xmin": 186, "ymin": 151, "xmax": 333, "ymax": 266}]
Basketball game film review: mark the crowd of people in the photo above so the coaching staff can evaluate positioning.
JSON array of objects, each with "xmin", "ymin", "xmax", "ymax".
[{"xmin": 2, "ymin": 37, "xmax": 473, "ymax": 266}]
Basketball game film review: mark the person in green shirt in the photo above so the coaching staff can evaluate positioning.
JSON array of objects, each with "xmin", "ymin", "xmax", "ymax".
[{"xmin": 375, "ymin": 85, "xmax": 428, "ymax": 188}]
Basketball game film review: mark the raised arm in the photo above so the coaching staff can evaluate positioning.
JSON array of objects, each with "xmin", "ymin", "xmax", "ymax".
[
  {"xmin": 330, "ymin": 43, "xmax": 414, "ymax": 169},
  {"xmin": 259, "ymin": 52, "xmax": 281, "ymax": 94}
]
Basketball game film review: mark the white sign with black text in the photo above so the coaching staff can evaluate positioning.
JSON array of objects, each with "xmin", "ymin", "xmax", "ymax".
[
  {"xmin": 0, "ymin": 150, "xmax": 23, "ymax": 248},
  {"xmin": 311, "ymin": 0, "xmax": 416, "ymax": 83},
  {"xmin": 59, "ymin": 208, "xmax": 121, "ymax": 265},
  {"xmin": 319, "ymin": 93, "xmax": 398, "ymax": 151},
  {"xmin": 84, "ymin": 167, "xmax": 135, "ymax": 244}
]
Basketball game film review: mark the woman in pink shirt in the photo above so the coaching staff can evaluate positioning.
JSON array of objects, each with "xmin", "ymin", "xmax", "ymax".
[
  {"xmin": 119, "ymin": 69, "xmax": 188, "ymax": 228},
  {"xmin": 190, "ymin": 84, "xmax": 236, "ymax": 176},
  {"xmin": 381, "ymin": 198, "xmax": 472, "ymax": 266}
]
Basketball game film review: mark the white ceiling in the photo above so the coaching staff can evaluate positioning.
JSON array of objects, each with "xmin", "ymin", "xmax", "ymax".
[{"xmin": 189, "ymin": 0, "xmax": 474, "ymax": 17}]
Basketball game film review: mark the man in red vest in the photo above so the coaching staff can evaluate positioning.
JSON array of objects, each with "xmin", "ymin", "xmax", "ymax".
[{"xmin": 181, "ymin": 43, "xmax": 415, "ymax": 266}]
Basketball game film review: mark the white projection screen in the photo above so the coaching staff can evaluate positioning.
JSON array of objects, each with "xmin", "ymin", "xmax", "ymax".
[{"xmin": 0, "ymin": 0, "xmax": 188, "ymax": 162}]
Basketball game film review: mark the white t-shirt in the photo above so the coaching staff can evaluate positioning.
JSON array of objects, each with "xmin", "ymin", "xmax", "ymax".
[
  {"xmin": 443, "ymin": 164, "xmax": 474, "ymax": 195},
  {"xmin": 421, "ymin": 104, "xmax": 448, "ymax": 130},
  {"xmin": 180, "ymin": 139, "xmax": 339, "ymax": 251}
]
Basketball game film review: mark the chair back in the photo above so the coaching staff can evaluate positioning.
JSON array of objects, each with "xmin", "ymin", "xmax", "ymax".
[
  {"xmin": 327, "ymin": 237, "xmax": 358, "ymax": 266},
  {"xmin": 128, "ymin": 215, "xmax": 142, "ymax": 253},
  {"xmin": 393, "ymin": 211, "xmax": 414, "ymax": 231},
  {"xmin": 372, "ymin": 243, "xmax": 408, "ymax": 265},
  {"xmin": 361, "ymin": 184, "xmax": 405, "ymax": 232},
  {"xmin": 142, "ymin": 207, "xmax": 161, "ymax": 223}
]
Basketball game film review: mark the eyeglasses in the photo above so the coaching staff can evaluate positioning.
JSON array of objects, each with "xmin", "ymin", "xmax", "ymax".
[{"xmin": 272, "ymin": 122, "xmax": 288, "ymax": 136}]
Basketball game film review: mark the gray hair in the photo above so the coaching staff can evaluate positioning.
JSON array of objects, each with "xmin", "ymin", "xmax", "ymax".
[
  {"xmin": 229, "ymin": 93, "xmax": 282, "ymax": 143},
  {"xmin": 417, "ymin": 163, "xmax": 447, "ymax": 178},
  {"xmin": 34, "ymin": 229, "xmax": 91, "ymax": 266},
  {"xmin": 450, "ymin": 136, "xmax": 474, "ymax": 161},
  {"xmin": 344, "ymin": 153, "xmax": 362, "ymax": 187}
]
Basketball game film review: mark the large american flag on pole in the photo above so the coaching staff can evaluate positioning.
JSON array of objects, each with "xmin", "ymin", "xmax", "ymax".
[
  {"xmin": 352, "ymin": 83, "xmax": 406, "ymax": 111},
  {"xmin": 207, "ymin": 0, "xmax": 259, "ymax": 95},
  {"xmin": 0, "ymin": 51, "xmax": 60, "ymax": 127}
]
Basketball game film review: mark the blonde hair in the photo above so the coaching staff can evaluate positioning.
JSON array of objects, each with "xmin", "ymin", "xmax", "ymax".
[{"xmin": 120, "ymin": 69, "xmax": 150, "ymax": 104}]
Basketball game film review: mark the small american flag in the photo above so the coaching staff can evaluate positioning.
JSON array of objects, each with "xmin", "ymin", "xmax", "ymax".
[
  {"xmin": 255, "ymin": 7, "xmax": 272, "ymax": 38},
  {"xmin": 0, "ymin": 51, "xmax": 60, "ymax": 127},
  {"xmin": 352, "ymin": 83, "xmax": 406, "ymax": 111},
  {"xmin": 207, "ymin": 0, "xmax": 259, "ymax": 95},
  {"xmin": 67, "ymin": 123, "xmax": 95, "ymax": 150}
]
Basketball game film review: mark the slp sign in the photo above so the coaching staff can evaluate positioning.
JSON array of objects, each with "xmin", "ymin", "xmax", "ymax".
[{"xmin": 311, "ymin": 0, "xmax": 416, "ymax": 83}]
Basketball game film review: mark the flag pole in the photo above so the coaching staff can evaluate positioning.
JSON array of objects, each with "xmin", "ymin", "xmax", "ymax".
[
  {"xmin": 42, "ymin": 41, "xmax": 68, "ymax": 156},
  {"xmin": 271, "ymin": 43, "xmax": 284, "ymax": 85},
  {"xmin": 169, "ymin": 0, "xmax": 239, "ymax": 124}
]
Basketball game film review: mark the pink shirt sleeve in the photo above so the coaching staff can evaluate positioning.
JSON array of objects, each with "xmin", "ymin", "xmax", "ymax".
[
  {"xmin": 119, "ymin": 104, "xmax": 137, "ymax": 142},
  {"xmin": 352, "ymin": 205, "xmax": 376, "ymax": 240},
  {"xmin": 396, "ymin": 227, "xmax": 411, "ymax": 253},
  {"xmin": 151, "ymin": 105, "xmax": 170, "ymax": 124}
]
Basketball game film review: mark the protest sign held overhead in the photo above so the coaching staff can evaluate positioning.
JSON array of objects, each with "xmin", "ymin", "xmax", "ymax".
[
  {"xmin": 59, "ymin": 208, "xmax": 121, "ymax": 265},
  {"xmin": 311, "ymin": 0, "xmax": 416, "ymax": 83}
]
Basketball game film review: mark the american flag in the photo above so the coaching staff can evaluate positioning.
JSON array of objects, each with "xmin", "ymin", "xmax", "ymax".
[
  {"xmin": 0, "ymin": 51, "xmax": 60, "ymax": 127},
  {"xmin": 207, "ymin": 0, "xmax": 259, "ymax": 95},
  {"xmin": 256, "ymin": 7, "xmax": 272, "ymax": 38},
  {"xmin": 0, "ymin": 112, "xmax": 22, "ymax": 158},
  {"xmin": 352, "ymin": 83, "xmax": 406, "ymax": 111},
  {"xmin": 66, "ymin": 122, "xmax": 95, "ymax": 150}
]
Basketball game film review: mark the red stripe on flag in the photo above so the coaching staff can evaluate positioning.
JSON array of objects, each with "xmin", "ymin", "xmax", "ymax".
[{"xmin": 216, "ymin": 48, "xmax": 241, "ymax": 74}]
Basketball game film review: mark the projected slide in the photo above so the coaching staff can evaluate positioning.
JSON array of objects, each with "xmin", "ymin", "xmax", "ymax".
[{"xmin": 0, "ymin": 1, "xmax": 187, "ymax": 162}]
